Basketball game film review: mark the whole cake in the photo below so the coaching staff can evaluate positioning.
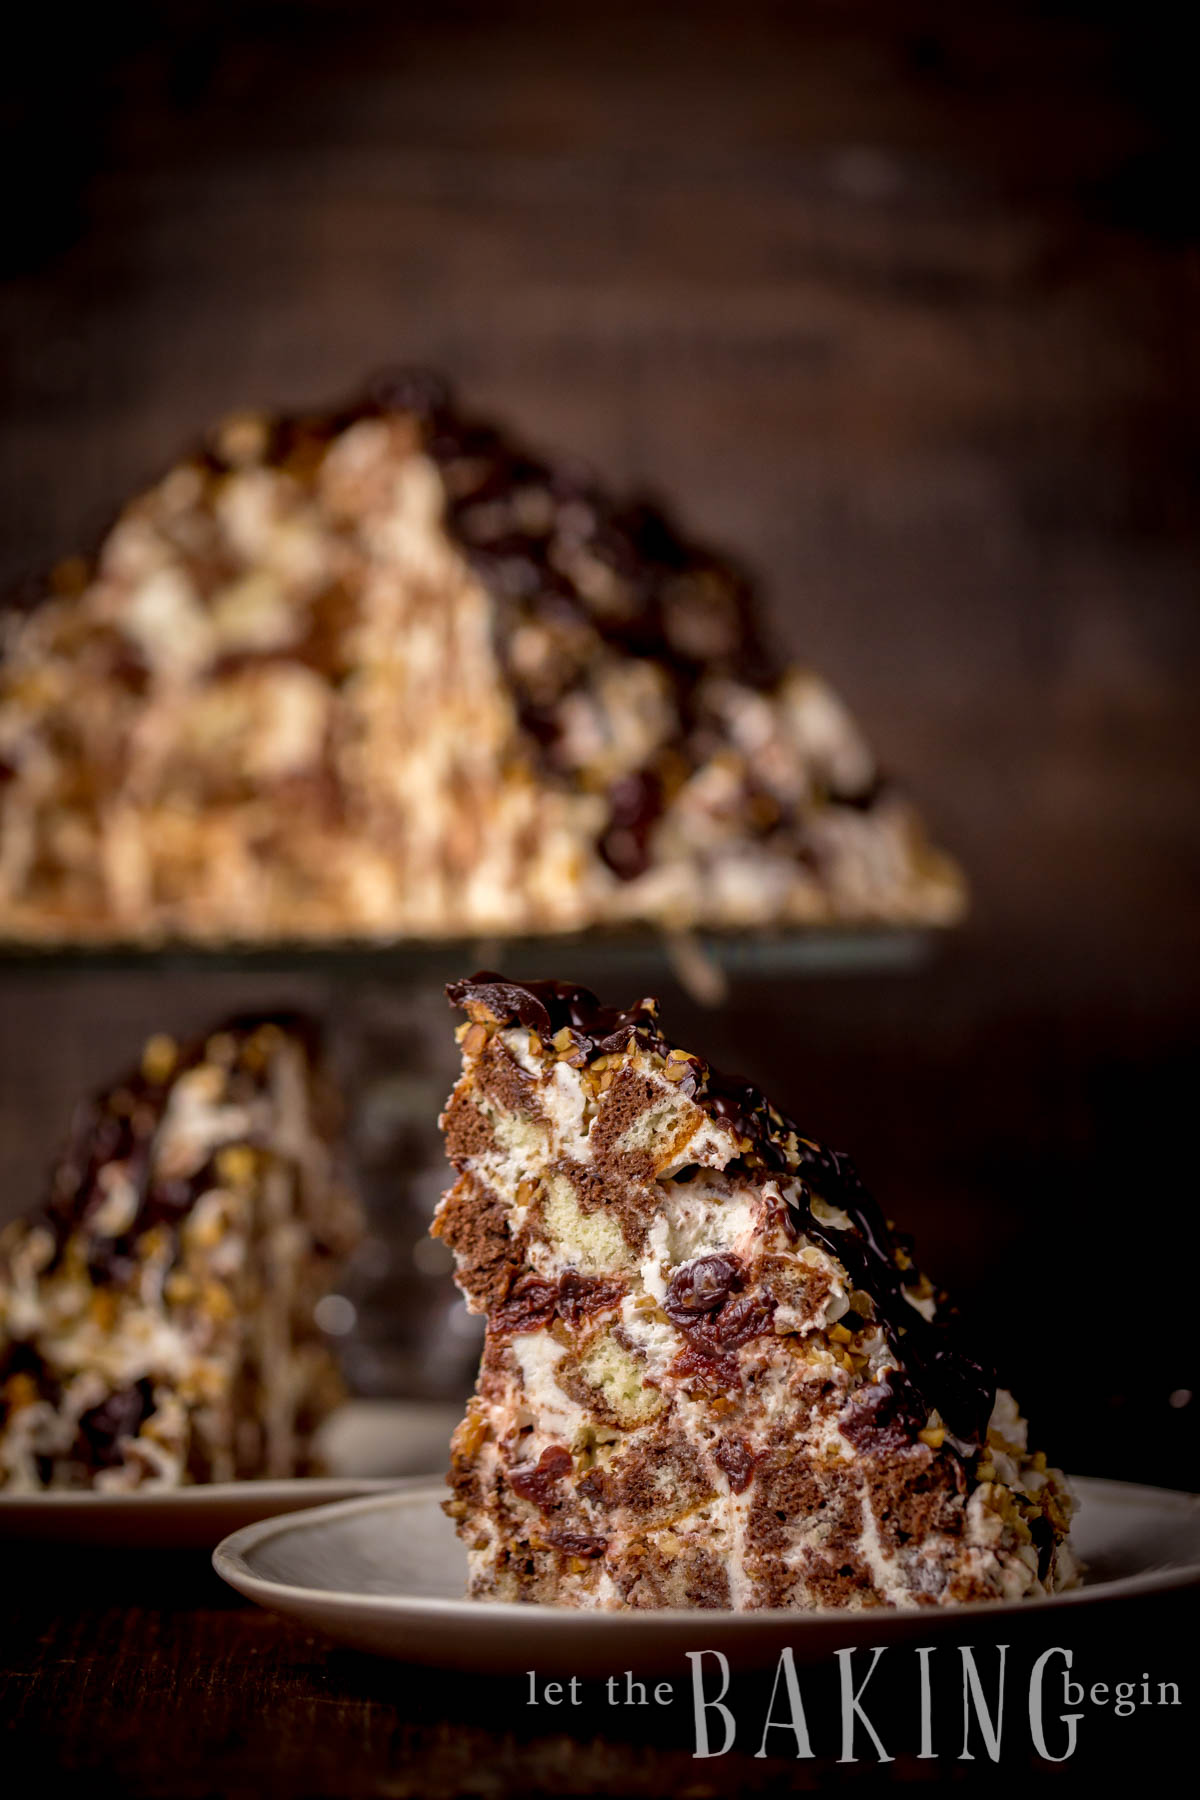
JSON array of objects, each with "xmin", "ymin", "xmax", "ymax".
[
  {"xmin": 434, "ymin": 975, "xmax": 1076, "ymax": 1609},
  {"xmin": 0, "ymin": 1015, "xmax": 360, "ymax": 1490},
  {"xmin": 0, "ymin": 374, "xmax": 962, "ymax": 942}
]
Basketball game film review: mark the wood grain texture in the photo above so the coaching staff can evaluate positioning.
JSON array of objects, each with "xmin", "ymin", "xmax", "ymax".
[{"xmin": 0, "ymin": 1547, "xmax": 1191, "ymax": 1795}]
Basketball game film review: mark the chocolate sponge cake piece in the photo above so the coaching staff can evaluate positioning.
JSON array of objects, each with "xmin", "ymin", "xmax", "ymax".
[
  {"xmin": 0, "ymin": 374, "xmax": 962, "ymax": 943},
  {"xmin": 0, "ymin": 1016, "xmax": 360, "ymax": 1490},
  {"xmin": 434, "ymin": 975, "xmax": 1076, "ymax": 1609}
]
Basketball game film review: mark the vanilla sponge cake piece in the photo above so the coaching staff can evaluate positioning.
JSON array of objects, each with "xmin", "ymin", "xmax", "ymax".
[
  {"xmin": 434, "ymin": 975, "xmax": 1076, "ymax": 1609},
  {"xmin": 0, "ymin": 1016, "xmax": 361, "ymax": 1490},
  {"xmin": 0, "ymin": 373, "xmax": 962, "ymax": 943}
]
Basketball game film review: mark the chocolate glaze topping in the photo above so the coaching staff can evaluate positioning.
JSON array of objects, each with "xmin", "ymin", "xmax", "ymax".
[
  {"xmin": 8, "ymin": 372, "xmax": 888, "ymax": 881},
  {"xmin": 198, "ymin": 372, "xmax": 877, "ymax": 874},
  {"xmin": 448, "ymin": 973, "xmax": 996, "ymax": 1449}
]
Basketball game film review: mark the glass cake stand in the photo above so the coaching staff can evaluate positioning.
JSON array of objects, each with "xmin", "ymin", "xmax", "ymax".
[
  {"xmin": 0, "ymin": 924, "xmax": 933, "ymax": 980},
  {"xmin": 0, "ymin": 927, "xmax": 936, "ymax": 1402}
]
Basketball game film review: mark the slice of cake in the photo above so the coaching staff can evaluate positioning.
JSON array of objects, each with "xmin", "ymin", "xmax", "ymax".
[
  {"xmin": 0, "ymin": 372, "xmax": 962, "ymax": 943},
  {"xmin": 0, "ymin": 1015, "xmax": 361, "ymax": 1490},
  {"xmin": 434, "ymin": 975, "xmax": 1076, "ymax": 1609}
]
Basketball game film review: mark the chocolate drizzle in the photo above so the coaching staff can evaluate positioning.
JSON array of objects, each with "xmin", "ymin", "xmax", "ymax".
[
  {"xmin": 414, "ymin": 382, "xmax": 781, "ymax": 871},
  {"xmin": 447, "ymin": 974, "xmax": 996, "ymax": 1448},
  {"xmin": 198, "ymin": 371, "xmax": 880, "ymax": 882},
  {"xmin": 445, "ymin": 975, "xmax": 668, "ymax": 1060}
]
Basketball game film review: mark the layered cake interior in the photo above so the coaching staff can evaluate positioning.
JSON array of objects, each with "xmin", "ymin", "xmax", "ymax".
[
  {"xmin": 0, "ymin": 373, "xmax": 962, "ymax": 942},
  {"xmin": 434, "ymin": 975, "xmax": 1076, "ymax": 1609},
  {"xmin": 0, "ymin": 1015, "xmax": 360, "ymax": 1490}
]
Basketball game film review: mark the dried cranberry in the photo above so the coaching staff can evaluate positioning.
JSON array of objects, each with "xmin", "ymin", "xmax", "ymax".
[
  {"xmin": 838, "ymin": 1371, "xmax": 926, "ymax": 1453},
  {"xmin": 664, "ymin": 1254, "xmax": 744, "ymax": 1323},
  {"xmin": 492, "ymin": 1274, "xmax": 559, "ymax": 1335},
  {"xmin": 508, "ymin": 1444, "xmax": 573, "ymax": 1510},
  {"xmin": 710, "ymin": 1290, "xmax": 776, "ymax": 1348},
  {"xmin": 556, "ymin": 1269, "xmax": 625, "ymax": 1327},
  {"xmin": 714, "ymin": 1438, "xmax": 756, "ymax": 1494},
  {"xmin": 668, "ymin": 1340, "xmax": 741, "ymax": 1393},
  {"xmin": 549, "ymin": 1530, "xmax": 608, "ymax": 1560},
  {"xmin": 492, "ymin": 1269, "xmax": 625, "ymax": 1335}
]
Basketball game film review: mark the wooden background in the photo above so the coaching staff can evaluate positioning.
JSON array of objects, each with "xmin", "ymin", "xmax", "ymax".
[{"xmin": 1, "ymin": 1, "xmax": 1197, "ymax": 1489}]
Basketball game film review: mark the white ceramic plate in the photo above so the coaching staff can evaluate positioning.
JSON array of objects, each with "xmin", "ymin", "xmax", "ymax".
[
  {"xmin": 213, "ymin": 1475, "xmax": 1200, "ymax": 1674},
  {"xmin": 0, "ymin": 1399, "xmax": 462, "ymax": 1545}
]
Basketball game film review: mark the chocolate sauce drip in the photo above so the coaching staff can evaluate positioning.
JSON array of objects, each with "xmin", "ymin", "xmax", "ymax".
[
  {"xmin": 447, "ymin": 974, "xmax": 996, "ymax": 1447},
  {"xmin": 446, "ymin": 974, "xmax": 667, "ymax": 1060},
  {"xmin": 202, "ymin": 370, "xmax": 878, "ymax": 882},
  {"xmin": 411, "ymin": 380, "xmax": 782, "ymax": 870}
]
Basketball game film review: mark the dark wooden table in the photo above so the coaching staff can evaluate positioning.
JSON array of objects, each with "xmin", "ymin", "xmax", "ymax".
[{"xmin": 2, "ymin": 1543, "xmax": 1192, "ymax": 1795}]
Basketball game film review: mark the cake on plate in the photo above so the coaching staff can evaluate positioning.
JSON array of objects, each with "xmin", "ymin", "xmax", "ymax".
[
  {"xmin": 0, "ymin": 1014, "xmax": 360, "ymax": 1490},
  {"xmin": 434, "ymin": 974, "xmax": 1076, "ymax": 1609},
  {"xmin": 0, "ymin": 373, "xmax": 962, "ymax": 943}
]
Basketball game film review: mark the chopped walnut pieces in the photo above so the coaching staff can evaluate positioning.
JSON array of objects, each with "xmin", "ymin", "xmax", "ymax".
[
  {"xmin": 2, "ymin": 1372, "xmax": 38, "ymax": 1411},
  {"xmin": 140, "ymin": 1034, "xmax": 178, "ymax": 1085},
  {"xmin": 451, "ymin": 1404, "xmax": 488, "ymax": 1460},
  {"xmin": 216, "ymin": 1144, "xmax": 257, "ymax": 1189},
  {"xmin": 205, "ymin": 1033, "xmax": 238, "ymax": 1068},
  {"xmin": 88, "ymin": 1290, "xmax": 118, "ymax": 1330}
]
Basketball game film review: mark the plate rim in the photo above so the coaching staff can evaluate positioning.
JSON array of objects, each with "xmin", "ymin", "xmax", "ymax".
[
  {"xmin": 0, "ymin": 1475, "xmax": 408, "ymax": 1512},
  {"xmin": 212, "ymin": 1472, "xmax": 1200, "ymax": 1627}
]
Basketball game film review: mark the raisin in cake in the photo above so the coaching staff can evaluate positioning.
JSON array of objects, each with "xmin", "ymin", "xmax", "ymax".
[
  {"xmin": 0, "ymin": 1015, "xmax": 360, "ymax": 1490},
  {"xmin": 434, "ymin": 975, "xmax": 1076, "ymax": 1609},
  {"xmin": 0, "ymin": 373, "xmax": 962, "ymax": 943}
]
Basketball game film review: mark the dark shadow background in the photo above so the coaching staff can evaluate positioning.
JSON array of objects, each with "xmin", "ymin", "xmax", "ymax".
[{"xmin": 1, "ymin": 1, "xmax": 1197, "ymax": 1489}]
